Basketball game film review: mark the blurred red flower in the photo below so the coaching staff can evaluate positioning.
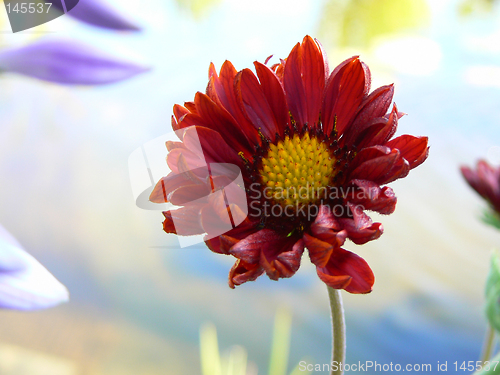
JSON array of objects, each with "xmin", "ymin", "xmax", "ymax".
[
  {"xmin": 151, "ymin": 36, "xmax": 429, "ymax": 293},
  {"xmin": 462, "ymin": 160, "xmax": 500, "ymax": 215}
]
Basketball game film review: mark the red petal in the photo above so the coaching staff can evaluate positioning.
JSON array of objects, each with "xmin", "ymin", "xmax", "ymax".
[
  {"xmin": 477, "ymin": 161, "xmax": 500, "ymax": 193},
  {"xmin": 283, "ymin": 36, "xmax": 326, "ymax": 128},
  {"xmin": 378, "ymin": 157, "xmax": 410, "ymax": 185},
  {"xmin": 162, "ymin": 206, "xmax": 205, "ymax": 236},
  {"xmin": 219, "ymin": 235, "xmax": 240, "ymax": 254},
  {"xmin": 194, "ymin": 92, "xmax": 255, "ymax": 153},
  {"xmin": 462, "ymin": 162, "xmax": 496, "ymax": 198},
  {"xmin": 304, "ymin": 233, "xmax": 344, "ymax": 268},
  {"xmin": 310, "ymin": 205, "xmax": 343, "ymax": 234},
  {"xmin": 212, "ymin": 61, "xmax": 238, "ymax": 109},
  {"xmin": 314, "ymin": 38, "xmax": 330, "ymax": 78},
  {"xmin": 209, "ymin": 61, "xmax": 260, "ymax": 146},
  {"xmin": 360, "ymin": 61, "xmax": 372, "ymax": 95},
  {"xmin": 183, "ymin": 126, "xmax": 243, "ymax": 168},
  {"xmin": 349, "ymin": 145, "xmax": 391, "ymax": 172},
  {"xmin": 162, "ymin": 211, "xmax": 176, "ymax": 233},
  {"xmin": 208, "ymin": 61, "xmax": 218, "ymax": 78},
  {"xmin": 349, "ymin": 149, "xmax": 400, "ymax": 182},
  {"xmin": 175, "ymin": 111, "xmax": 209, "ymax": 129},
  {"xmin": 338, "ymin": 204, "xmax": 383, "ymax": 245},
  {"xmin": 206, "ymin": 216, "xmax": 260, "ymax": 255},
  {"xmin": 200, "ymin": 203, "xmax": 234, "ymax": 241},
  {"xmin": 343, "ymin": 85, "xmax": 394, "ymax": 146},
  {"xmin": 206, "ymin": 76, "xmax": 222, "ymax": 106},
  {"xmin": 166, "ymin": 140, "xmax": 184, "ymax": 152},
  {"xmin": 218, "ymin": 226, "xmax": 260, "ymax": 255},
  {"xmin": 385, "ymin": 135, "xmax": 429, "ymax": 169},
  {"xmin": 254, "ymin": 61, "xmax": 290, "ymax": 136},
  {"xmin": 361, "ymin": 85, "xmax": 394, "ymax": 119},
  {"xmin": 351, "ymin": 118, "xmax": 388, "ymax": 149},
  {"xmin": 260, "ymin": 237, "xmax": 304, "ymax": 280},
  {"xmin": 283, "ymin": 42, "xmax": 307, "ymax": 127},
  {"xmin": 346, "ymin": 179, "xmax": 397, "ymax": 215},
  {"xmin": 273, "ymin": 59, "xmax": 285, "ymax": 81},
  {"xmin": 228, "ymin": 259, "xmax": 265, "ymax": 288},
  {"xmin": 206, "ymin": 63, "xmax": 224, "ymax": 105},
  {"xmin": 171, "ymin": 115, "xmax": 179, "ymax": 131},
  {"xmin": 235, "ymin": 68, "xmax": 280, "ymax": 141},
  {"xmin": 204, "ymin": 236, "xmax": 223, "ymax": 254},
  {"xmin": 367, "ymin": 104, "xmax": 399, "ymax": 146},
  {"xmin": 322, "ymin": 57, "xmax": 365, "ymax": 136},
  {"xmin": 306, "ymin": 206, "xmax": 348, "ymax": 266},
  {"xmin": 316, "ymin": 273, "xmax": 351, "ymax": 290},
  {"xmin": 317, "ymin": 247, "xmax": 374, "ymax": 294},
  {"xmin": 166, "ymin": 147, "xmax": 207, "ymax": 175},
  {"xmin": 173, "ymin": 104, "xmax": 190, "ymax": 122},
  {"xmin": 184, "ymin": 101, "xmax": 197, "ymax": 114},
  {"xmin": 353, "ymin": 104, "xmax": 400, "ymax": 150},
  {"xmin": 150, "ymin": 172, "xmax": 191, "ymax": 203},
  {"xmin": 300, "ymin": 36, "xmax": 325, "ymax": 127},
  {"xmin": 229, "ymin": 230, "xmax": 265, "ymax": 264},
  {"xmin": 461, "ymin": 166, "xmax": 478, "ymax": 191},
  {"xmin": 349, "ymin": 146, "xmax": 410, "ymax": 185},
  {"xmin": 229, "ymin": 229, "xmax": 304, "ymax": 280},
  {"xmin": 169, "ymin": 183, "xmax": 211, "ymax": 206},
  {"xmin": 461, "ymin": 160, "xmax": 500, "ymax": 211}
]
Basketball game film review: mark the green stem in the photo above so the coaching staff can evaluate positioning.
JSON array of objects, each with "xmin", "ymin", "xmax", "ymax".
[
  {"xmin": 481, "ymin": 325, "xmax": 496, "ymax": 364},
  {"xmin": 327, "ymin": 286, "xmax": 346, "ymax": 375}
]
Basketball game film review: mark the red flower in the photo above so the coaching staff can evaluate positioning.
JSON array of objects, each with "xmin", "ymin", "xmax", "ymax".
[
  {"xmin": 150, "ymin": 36, "xmax": 429, "ymax": 294},
  {"xmin": 461, "ymin": 160, "xmax": 500, "ymax": 215}
]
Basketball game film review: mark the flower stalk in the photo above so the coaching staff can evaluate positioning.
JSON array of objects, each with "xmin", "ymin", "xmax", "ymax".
[
  {"xmin": 328, "ymin": 286, "xmax": 346, "ymax": 375},
  {"xmin": 481, "ymin": 325, "xmax": 496, "ymax": 365}
]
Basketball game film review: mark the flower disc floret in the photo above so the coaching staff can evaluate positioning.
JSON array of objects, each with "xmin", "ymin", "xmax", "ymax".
[{"xmin": 260, "ymin": 131, "xmax": 337, "ymax": 208}]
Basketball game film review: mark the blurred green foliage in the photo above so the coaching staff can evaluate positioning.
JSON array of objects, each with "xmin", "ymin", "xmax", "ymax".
[
  {"xmin": 485, "ymin": 251, "xmax": 500, "ymax": 334},
  {"xmin": 199, "ymin": 309, "xmax": 312, "ymax": 375},
  {"xmin": 482, "ymin": 209, "xmax": 500, "ymax": 231},
  {"xmin": 317, "ymin": 0, "xmax": 430, "ymax": 49}
]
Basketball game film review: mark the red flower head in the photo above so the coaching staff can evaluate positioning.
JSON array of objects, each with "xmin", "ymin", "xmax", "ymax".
[
  {"xmin": 150, "ymin": 36, "xmax": 429, "ymax": 294},
  {"xmin": 461, "ymin": 160, "xmax": 500, "ymax": 215}
]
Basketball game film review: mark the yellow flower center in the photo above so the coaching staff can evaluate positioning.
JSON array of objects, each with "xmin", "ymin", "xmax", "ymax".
[{"xmin": 259, "ymin": 131, "xmax": 337, "ymax": 208}]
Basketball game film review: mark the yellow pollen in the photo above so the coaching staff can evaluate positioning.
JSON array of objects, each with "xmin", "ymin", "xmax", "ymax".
[{"xmin": 259, "ymin": 132, "xmax": 337, "ymax": 208}]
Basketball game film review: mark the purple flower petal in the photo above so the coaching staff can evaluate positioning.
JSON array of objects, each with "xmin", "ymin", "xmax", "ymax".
[
  {"xmin": 0, "ymin": 224, "xmax": 69, "ymax": 310},
  {"xmin": 53, "ymin": 0, "xmax": 141, "ymax": 31},
  {"xmin": 0, "ymin": 39, "xmax": 149, "ymax": 85},
  {"xmin": 0, "ymin": 225, "xmax": 26, "ymax": 272}
]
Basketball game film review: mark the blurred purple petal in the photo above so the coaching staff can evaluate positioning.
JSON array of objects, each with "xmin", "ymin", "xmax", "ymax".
[
  {"xmin": 53, "ymin": 0, "xmax": 141, "ymax": 31},
  {"xmin": 0, "ymin": 224, "xmax": 69, "ymax": 310},
  {"xmin": 0, "ymin": 39, "xmax": 149, "ymax": 85},
  {"xmin": 0, "ymin": 225, "xmax": 26, "ymax": 272}
]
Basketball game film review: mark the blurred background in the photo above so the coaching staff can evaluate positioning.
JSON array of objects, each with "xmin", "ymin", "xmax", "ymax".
[{"xmin": 0, "ymin": 0, "xmax": 500, "ymax": 373}]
